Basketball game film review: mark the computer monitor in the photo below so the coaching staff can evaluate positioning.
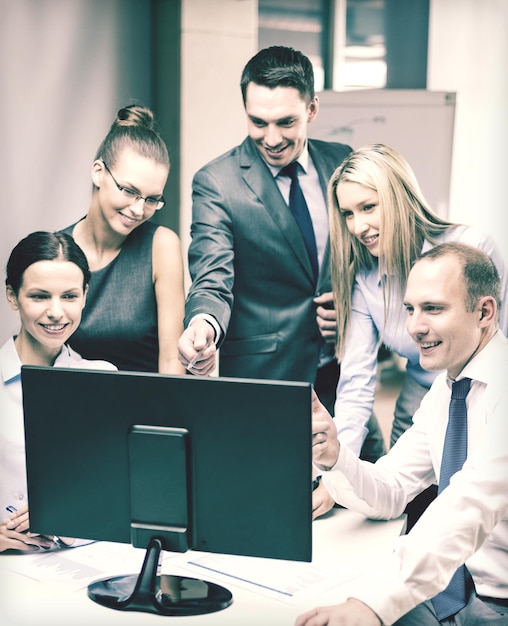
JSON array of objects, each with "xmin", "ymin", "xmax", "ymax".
[{"xmin": 21, "ymin": 366, "xmax": 313, "ymax": 616}]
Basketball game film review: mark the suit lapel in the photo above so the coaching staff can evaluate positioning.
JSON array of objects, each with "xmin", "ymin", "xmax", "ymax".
[
  {"xmin": 308, "ymin": 140, "xmax": 337, "ymax": 291},
  {"xmin": 239, "ymin": 139, "xmax": 315, "ymax": 284},
  {"xmin": 308, "ymin": 140, "xmax": 337, "ymax": 195}
]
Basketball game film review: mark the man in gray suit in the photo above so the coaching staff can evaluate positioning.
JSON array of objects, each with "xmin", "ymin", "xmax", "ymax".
[{"xmin": 178, "ymin": 46, "xmax": 383, "ymax": 464}]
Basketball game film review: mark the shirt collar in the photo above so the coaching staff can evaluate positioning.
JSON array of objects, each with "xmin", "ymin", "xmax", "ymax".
[
  {"xmin": 0, "ymin": 336, "xmax": 71, "ymax": 384},
  {"xmin": 375, "ymin": 237, "xmax": 437, "ymax": 286},
  {"xmin": 53, "ymin": 344, "xmax": 74, "ymax": 366},
  {"xmin": 264, "ymin": 141, "xmax": 310, "ymax": 178},
  {"xmin": 446, "ymin": 328, "xmax": 506, "ymax": 389},
  {"xmin": 0, "ymin": 337, "xmax": 22, "ymax": 384}
]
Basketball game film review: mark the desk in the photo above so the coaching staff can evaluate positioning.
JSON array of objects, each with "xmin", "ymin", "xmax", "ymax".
[{"xmin": 0, "ymin": 509, "xmax": 405, "ymax": 626}]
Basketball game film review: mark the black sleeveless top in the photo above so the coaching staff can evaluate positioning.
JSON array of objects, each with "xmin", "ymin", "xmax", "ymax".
[{"xmin": 61, "ymin": 220, "xmax": 159, "ymax": 372}]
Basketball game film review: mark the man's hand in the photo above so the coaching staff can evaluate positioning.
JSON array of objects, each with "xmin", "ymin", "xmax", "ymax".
[
  {"xmin": 312, "ymin": 390, "xmax": 340, "ymax": 471},
  {"xmin": 312, "ymin": 481, "xmax": 336, "ymax": 520},
  {"xmin": 314, "ymin": 292, "xmax": 337, "ymax": 343},
  {"xmin": 295, "ymin": 598, "xmax": 382, "ymax": 626},
  {"xmin": 178, "ymin": 319, "xmax": 217, "ymax": 376}
]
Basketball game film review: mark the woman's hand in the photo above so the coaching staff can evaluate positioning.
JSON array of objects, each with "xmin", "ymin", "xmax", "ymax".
[
  {"xmin": 0, "ymin": 505, "xmax": 55, "ymax": 552},
  {"xmin": 4, "ymin": 504, "xmax": 30, "ymax": 533}
]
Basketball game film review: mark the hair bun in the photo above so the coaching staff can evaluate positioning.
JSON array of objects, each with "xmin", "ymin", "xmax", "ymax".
[{"xmin": 115, "ymin": 104, "xmax": 155, "ymax": 130}]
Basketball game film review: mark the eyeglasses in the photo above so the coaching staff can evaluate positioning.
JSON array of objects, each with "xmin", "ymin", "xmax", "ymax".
[{"xmin": 102, "ymin": 161, "xmax": 165, "ymax": 211}]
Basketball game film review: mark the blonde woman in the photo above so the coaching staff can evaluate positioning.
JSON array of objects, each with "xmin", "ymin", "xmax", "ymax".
[{"xmin": 312, "ymin": 144, "xmax": 507, "ymax": 521}]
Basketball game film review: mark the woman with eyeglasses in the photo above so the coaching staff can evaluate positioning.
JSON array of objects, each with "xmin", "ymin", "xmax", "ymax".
[
  {"xmin": 62, "ymin": 104, "xmax": 185, "ymax": 374},
  {"xmin": 0, "ymin": 231, "xmax": 116, "ymax": 552}
]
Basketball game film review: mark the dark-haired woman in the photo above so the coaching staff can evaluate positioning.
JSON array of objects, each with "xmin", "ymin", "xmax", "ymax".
[
  {"xmin": 62, "ymin": 104, "xmax": 185, "ymax": 374},
  {"xmin": 0, "ymin": 231, "xmax": 116, "ymax": 552}
]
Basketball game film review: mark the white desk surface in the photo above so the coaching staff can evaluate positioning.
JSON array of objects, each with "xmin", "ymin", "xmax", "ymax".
[{"xmin": 0, "ymin": 509, "xmax": 405, "ymax": 626}]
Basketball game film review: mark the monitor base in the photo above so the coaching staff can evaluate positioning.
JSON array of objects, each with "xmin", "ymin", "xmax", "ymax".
[{"xmin": 87, "ymin": 538, "xmax": 233, "ymax": 616}]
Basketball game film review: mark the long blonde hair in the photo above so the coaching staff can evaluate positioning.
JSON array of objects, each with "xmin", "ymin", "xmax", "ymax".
[{"xmin": 329, "ymin": 144, "xmax": 455, "ymax": 360}]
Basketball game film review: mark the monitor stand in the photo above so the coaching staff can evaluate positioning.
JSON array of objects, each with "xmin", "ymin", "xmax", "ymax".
[{"xmin": 87, "ymin": 537, "xmax": 233, "ymax": 616}]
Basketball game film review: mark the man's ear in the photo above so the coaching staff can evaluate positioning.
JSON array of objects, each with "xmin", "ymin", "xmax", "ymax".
[
  {"xmin": 307, "ymin": 96, "xmax": 319, "ymax": 123},
  {"xmin": 6, "ymin": 285, "xmax": 19, "ymax": 311},
  {"xmin": 478, "ymin": 296, "xmax": 496, "ymax": 325}
]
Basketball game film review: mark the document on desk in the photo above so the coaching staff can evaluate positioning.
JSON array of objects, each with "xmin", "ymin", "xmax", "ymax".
[
  {"xmin": 2, "ymin": 541, "xmax": 174, "ymax": 592},
  {"xmin": 175, "ymin": 551, "xmax": 361, "ymax": 603}
]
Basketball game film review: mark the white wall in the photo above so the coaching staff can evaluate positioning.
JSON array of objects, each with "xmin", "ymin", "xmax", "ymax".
[
  {"xmin": 428, "ymin": 0, "xmax": 508, "ymax": 258},
  {"xmin": 0, "ymin": 0, "xmax": 258, "ymax": 340},
  {"xmin": 178, "ymin": 0, "xmax": 508, "ymax": 276},
  {"xmin": 179, "ymin": 0, "xmax": 258, "ymax": 286},
  {"xmin": 0, "ymin": 0, "xmax": 152, "ymax": 342},
  {"xmin": 3, "ymin": 0, "xmax": 506, "ymax": 343}
]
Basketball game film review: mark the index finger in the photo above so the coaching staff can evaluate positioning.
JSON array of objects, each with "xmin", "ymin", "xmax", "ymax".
[{"xmin": 313, "ymin": 291, "xmax": 333, "ymax": 305}]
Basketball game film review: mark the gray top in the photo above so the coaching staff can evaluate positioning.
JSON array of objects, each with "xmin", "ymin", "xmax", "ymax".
[{"xmin": 61, "ymin": 220, "xmax": 159, "ymax": 371}]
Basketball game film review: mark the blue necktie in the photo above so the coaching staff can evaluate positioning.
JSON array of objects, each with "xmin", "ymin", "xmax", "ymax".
[
  {"xmin": 280, "ymin": 162, "xmax": 318, "ymax": 282},
  {"xmin": 431, "ymin": 377, "xmax": 472, "ymax": 621}
]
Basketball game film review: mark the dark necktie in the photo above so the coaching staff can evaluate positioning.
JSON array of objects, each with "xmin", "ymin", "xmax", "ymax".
[
  {"xmin": 431, "ymin": 377, "xmax": 472, "ymax": 621},
  {"xmin": 279, "ymin": 162, "xmax": 319, "ymax": 282}
]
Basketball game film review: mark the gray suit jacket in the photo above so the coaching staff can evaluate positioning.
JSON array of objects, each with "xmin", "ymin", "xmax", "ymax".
[{"xmin": 185, "ymin": 137, "xmax": 352, "ymax": 383}]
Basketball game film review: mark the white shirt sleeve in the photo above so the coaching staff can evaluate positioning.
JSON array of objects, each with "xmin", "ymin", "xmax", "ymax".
[
  {"xmin": 322, "ymin": 359, "xmax": 508, "ymax": 624},
  {"xmin": 334, "ymin": 282, "xmax": 379, "ymax": 455}
]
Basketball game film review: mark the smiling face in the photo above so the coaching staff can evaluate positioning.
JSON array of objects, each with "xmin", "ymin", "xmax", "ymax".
[
  {"xmin": 92, "ymin": 147, "xmax": 168, "ymax": 234},
  {"xmin": 336, "ymin": 181, "xmax": 381, "ymax": 257},
  {"xmin": 245, "ymin": 83, "xmax": 318, "ymax": 168},
  {"xmin": 404, "ymin": 255, "xmax": 491, "ymax": 379},
  {"xmin": 7, "ymin": 260, "xmax": 88, "ymax": 363}
]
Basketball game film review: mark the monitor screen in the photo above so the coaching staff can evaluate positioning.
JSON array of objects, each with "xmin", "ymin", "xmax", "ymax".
[{"xmin": 21, "ymin": 366, "xmax": 313, "ymax": 616}]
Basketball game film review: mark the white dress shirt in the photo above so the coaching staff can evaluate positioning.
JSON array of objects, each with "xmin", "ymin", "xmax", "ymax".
[
  {"xmin": 0, "ymin": 337, "xmax": 116, "ymax": 516},
  {"xmin": 322, "ymin": 330, "xmax": 508, "ymax": 625},
  {"xmin": 334, "ymin": 224, "xmax": 508, "ymax": 456}
]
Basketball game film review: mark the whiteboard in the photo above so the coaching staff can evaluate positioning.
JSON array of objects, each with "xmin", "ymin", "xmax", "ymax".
[{"xmin": 309, "ymin": 89, "xmax": 456, "ymax": 218}]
